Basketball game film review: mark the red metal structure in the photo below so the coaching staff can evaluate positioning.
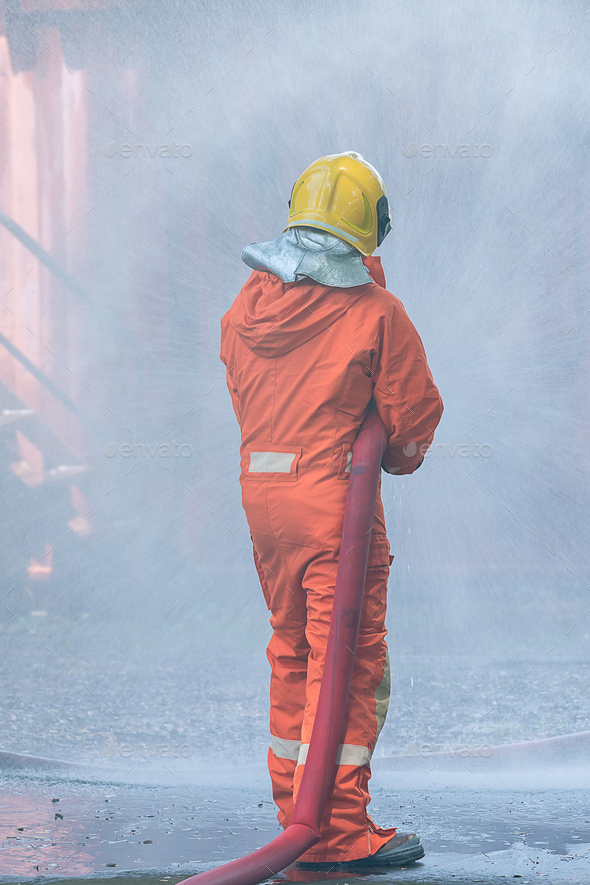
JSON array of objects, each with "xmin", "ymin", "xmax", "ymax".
[{"xmin": 176, "ymin": 405, "xmax": 388, "ymax": 885}]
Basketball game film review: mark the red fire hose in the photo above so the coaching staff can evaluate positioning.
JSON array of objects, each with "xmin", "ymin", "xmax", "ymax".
[{"xmin": 177, "ymin": 405, "xmax": 388, "ymax": 885}]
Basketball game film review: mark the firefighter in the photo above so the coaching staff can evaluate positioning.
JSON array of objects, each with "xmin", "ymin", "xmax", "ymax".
[{"xmin": 220, "ymin": 152, "xmax": 443, "ymax": 867}]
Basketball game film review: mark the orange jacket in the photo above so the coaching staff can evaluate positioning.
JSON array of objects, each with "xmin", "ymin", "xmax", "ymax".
[{"xmin": 220, "ymin": 256, "xmax": 443, "ymax": 479}]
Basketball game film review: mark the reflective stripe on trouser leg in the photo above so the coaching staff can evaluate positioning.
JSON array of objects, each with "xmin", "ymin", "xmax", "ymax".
[
  {"xmin": 374, "ymin": 646, "xmax": 390, "ymax": 745},
  {"xmin": 270, "ymin": 734, "xmax": 301, "ymax": 761},
  {"xmin": 297, "ymin": 742, "xmax": 371, "ymax": 767}
]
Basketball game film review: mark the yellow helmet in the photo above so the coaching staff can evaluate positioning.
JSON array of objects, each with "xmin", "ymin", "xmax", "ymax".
[{"xmin": 284, "ymin": 151, "xmax": 391, "ymax": 256}]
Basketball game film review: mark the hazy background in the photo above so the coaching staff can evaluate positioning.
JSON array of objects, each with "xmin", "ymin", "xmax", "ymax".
[{"xmin": 0, "ymin": 0, "xmax": 589, "ymax": 769}]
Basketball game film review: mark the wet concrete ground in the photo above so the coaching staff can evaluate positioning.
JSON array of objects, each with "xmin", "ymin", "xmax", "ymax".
[
  {"xmin": 2, "ymin": 621, "xmax": 589, "ymax": 881},
  {"xmin": 2, "ymin": 614, "xmax": 590, "ymax": 769},
  {"xmin": 1, "ymin": 766, "xmax": 589, "ymax": 883}
]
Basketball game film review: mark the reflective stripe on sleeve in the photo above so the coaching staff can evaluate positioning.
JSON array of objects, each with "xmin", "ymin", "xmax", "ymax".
[
  {"xmin": 297, "ymin": 742, "xmax": 371, "ymax": 767},
  {"xmin": 249, "ymin": 452, "xmax": 297, "ymax": 473},
  {"xmin": 269, "ymin": 734, "xmax": 301, "ymax": 761}
]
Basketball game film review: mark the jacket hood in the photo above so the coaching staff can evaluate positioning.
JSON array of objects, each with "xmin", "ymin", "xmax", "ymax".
[{"xmin": 228, "ymin": 257, "xmax": 385, "ymax": 358}]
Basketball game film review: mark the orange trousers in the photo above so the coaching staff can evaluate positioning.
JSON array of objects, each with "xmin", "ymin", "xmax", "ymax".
[{"xmin": 243, "ymin": 470, "xmax": 396, "ymax": 863}]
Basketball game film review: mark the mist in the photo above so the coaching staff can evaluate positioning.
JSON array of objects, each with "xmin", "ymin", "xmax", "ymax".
[{"xmin": 1, "ymin": 0, "xmax": 588, "ymax": 782}]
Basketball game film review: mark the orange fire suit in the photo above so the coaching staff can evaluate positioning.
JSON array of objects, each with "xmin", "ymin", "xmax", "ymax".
[{"xmin": 220, "ymin": 256, "xmax": 443, "ymax": 862}]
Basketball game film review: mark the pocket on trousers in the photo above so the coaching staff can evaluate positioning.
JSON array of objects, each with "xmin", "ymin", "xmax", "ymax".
[{"xmin": 367, "ymin": 537, "xmax": 392, "ymax": 568}]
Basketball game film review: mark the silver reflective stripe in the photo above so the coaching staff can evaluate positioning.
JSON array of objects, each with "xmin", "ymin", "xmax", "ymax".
[
  {"xmin": 345, "ymin": 451, "xmax": 353, "ymax": 473},
  {"xmin": 374, "ymin": 647, "xmax": 391, "ymax": 744},
  {"xmin": 297, "ymin": 743, "xmax": 371, "ymax": 767},
  {"xmin": 270, "ymin": 734, "xmax": 301, "ymax": 761},
  {"xmin": 249, "ymin": 452, "xmax": 296, "ymax": 473}
]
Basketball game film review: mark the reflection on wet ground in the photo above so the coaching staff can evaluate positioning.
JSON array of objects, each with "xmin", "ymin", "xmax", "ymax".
[
  {"xmin": 0, "ymin": 771, "xmax": 588, "ymax": 884},
  {"xmin": 0, "ymin": 779, "xmax": 276, "ymax": 877}
]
